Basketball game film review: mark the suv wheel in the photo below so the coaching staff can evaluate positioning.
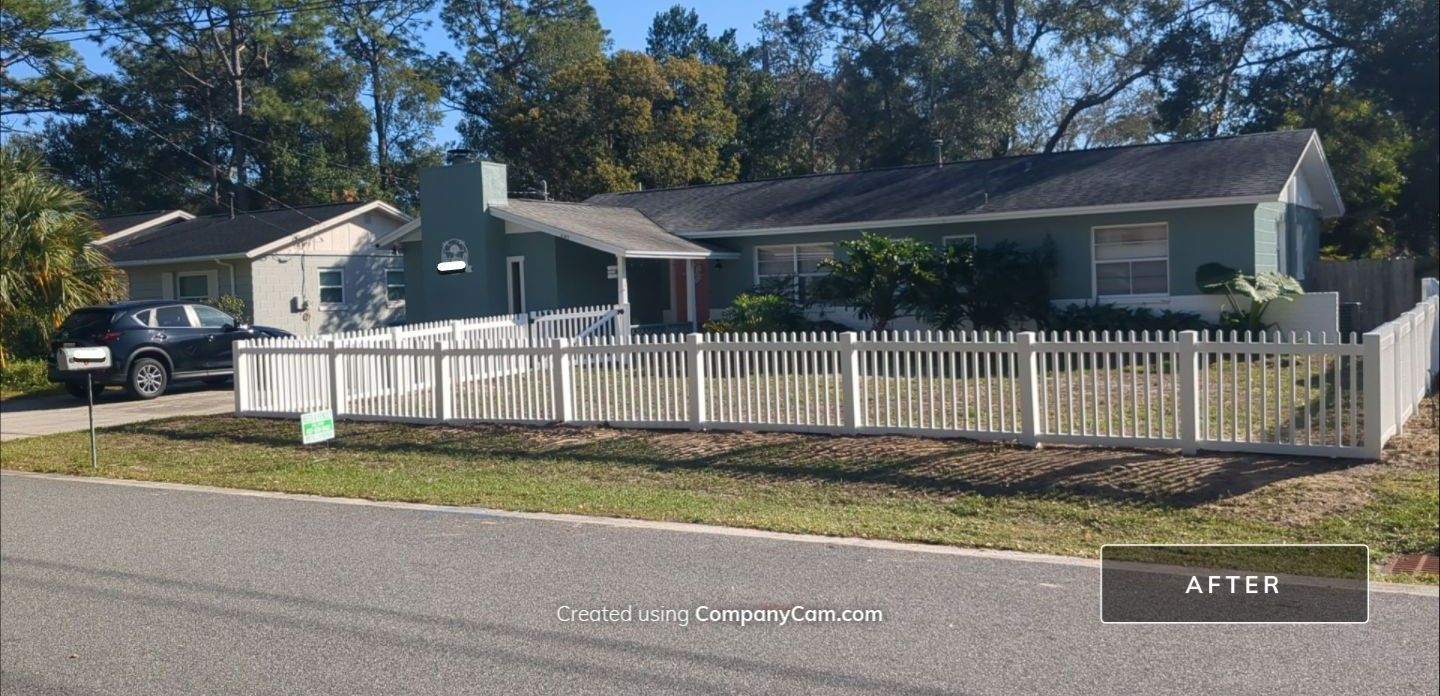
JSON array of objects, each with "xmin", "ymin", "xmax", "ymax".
[
  {"xmin": 64, "ymin": 381, "xmax": 105, "ymax": 400},
  {"xmin": 127, "ymin": 357, "xmax": 168, "ymax": 399}
]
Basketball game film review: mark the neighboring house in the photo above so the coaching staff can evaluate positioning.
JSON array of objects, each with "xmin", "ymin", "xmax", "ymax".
[
  {"xmin": 381, "ymin": 129, "xmax": 1344, "ymax": 332},
  {"xmin": 97, "ymin": 201, "xmax": 411, "ymax": 335},
  {"xmin": 95, "ymin": 209, "xmax": 197, "ymax": 244}
]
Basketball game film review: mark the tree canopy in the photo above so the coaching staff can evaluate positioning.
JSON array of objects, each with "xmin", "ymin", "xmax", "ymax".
[{"xmin": 1, "ymin": 0, "xmax": 1434, "ymax": 258}]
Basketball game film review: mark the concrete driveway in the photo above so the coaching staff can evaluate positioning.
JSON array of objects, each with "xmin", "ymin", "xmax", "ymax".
[{"xmin": 0, "ymin": 385, "xmax": 234, "ymax": 441}]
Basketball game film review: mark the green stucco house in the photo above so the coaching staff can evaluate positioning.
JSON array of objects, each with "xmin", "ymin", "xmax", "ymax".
[{"xmin": 379, "ymin": 129, "xmax": 1344, "ymax": 332}]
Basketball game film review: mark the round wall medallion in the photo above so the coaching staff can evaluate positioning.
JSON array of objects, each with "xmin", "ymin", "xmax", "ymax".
[{"xmin": 441, "ymin": 238, "xmax": 469, "ymax": 264}]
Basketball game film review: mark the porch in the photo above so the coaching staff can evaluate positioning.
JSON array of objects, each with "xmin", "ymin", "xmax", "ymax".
[{"xmin": 489, "ymin": 199, "xmax": 738, "ymax": 333}]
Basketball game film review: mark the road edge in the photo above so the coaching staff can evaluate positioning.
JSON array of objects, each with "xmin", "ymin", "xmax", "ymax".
[{"xmin": 4, "ymin": 469, "xmax": 1435, "ymax": 597}]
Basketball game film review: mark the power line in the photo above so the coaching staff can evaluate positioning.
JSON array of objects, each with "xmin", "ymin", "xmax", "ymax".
[
  {"xmin": 18, "ymin": 5, "xmax": 427, "ymax": 190},
  {"xmin": 7, "ymin": 34, "xmax": 419, "ymax": 201},
  {"xmin": 33, "ymin": 0, "xmax": 387, "ymax": 42},
  {"xmin": 0, "ymin": 38, "xmax": 336, "ymax": 233}
]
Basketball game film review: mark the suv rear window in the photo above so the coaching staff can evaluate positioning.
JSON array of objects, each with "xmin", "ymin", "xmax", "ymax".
[{"xmin": 58, "ymin": 309, "xmax": 118, "ymax": 336}]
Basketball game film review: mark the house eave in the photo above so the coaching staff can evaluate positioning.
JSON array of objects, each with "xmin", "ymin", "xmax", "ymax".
[
  {"xmin": 90, "ymin": 210, "xmax": 196, "ymax": 247},
  {"xmin": 491, "ymin": 205, "xmax": 736, "ymax": 259},
  {"xmin": 672, "ymin": 195, "xmax": 1279, "ymax": 239},
  {"xmin": 110, "ymin": 253, "xmax": 248, "ymax": 268}
]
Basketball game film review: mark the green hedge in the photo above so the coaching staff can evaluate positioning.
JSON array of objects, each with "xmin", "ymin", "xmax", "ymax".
[{"xmin": 1, "ymin": 358, "xmax": 51, "ymax": 395}]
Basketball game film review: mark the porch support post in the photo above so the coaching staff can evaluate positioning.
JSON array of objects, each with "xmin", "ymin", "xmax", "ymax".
[
  {"xmin": 686, "ymin": 259, "xmax": 698, "ymax": 331},
  {"xmin": 615, "ymin": 254, "xmax": 631, "ymax": 340}
]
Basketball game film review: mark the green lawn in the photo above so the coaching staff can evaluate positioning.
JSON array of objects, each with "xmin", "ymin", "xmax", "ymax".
[{"xmin": 4, "ymin": 402, "xmax": 1434, "ymax": 582}]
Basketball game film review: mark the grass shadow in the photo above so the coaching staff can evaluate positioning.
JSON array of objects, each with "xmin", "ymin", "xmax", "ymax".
[{"xmin": 109, "ymin": 415, "xmax": 1370, "ymax": 509}]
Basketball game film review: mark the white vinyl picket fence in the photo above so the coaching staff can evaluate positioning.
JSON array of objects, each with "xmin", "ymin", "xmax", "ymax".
[{"xmin": 235, "ymin": 293, "xmax": 1439, "ymax": 459}]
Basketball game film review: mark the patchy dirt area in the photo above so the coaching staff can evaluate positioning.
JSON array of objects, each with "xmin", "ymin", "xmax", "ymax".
[
  {"xmin": 393, "ymin": 399, "xmax": 1439, "ymax": 519},
  {"xmin": 1206, "ymin": 396, "xmax": 1438, "ymax": 527}
]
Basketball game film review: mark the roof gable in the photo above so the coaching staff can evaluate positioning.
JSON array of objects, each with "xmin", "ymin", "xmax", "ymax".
[
  {"xmin": 493, "ymin": 199, "xmax": 735, "ymax": 258},
  {"xmin": 102, "ymin": 201, "xmax": 408, "ymax": 265},
  {"xmin": 93, "ymin": 210, "xmax": 194, "ymax": 245}
]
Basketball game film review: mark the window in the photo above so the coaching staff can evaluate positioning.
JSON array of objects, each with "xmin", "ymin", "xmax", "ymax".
[
  {"xmin": 386, "ymin": 269, "xmax": 405, "ymax": 303},
  {"xmin": 192, "ymin": 305, "xmax": 234, "ymax": 328},
  {"xmin": 175, "ymin": 272, "xmax": 213, "ymax": 301},
  {"xmin": 319, "ymin": 269, "xmax": 344, "ymax": 305},
  {"xmin": 153, "ymin": 305, "xmax": 194, "ymax": 328},
  {"xmin": 1093, "ymin": 224, "xmax": 1168, "ymax": 297},
  {"xmin": 942, "ymin": 234, "xmax": 977, "ymax": 249},
  {"xmin": 755, "ymin": 243, "xmax": 834, "ymax": 301}
]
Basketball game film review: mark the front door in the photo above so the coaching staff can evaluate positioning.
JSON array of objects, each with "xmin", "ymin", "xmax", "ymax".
[{"xmin": 506, "ymin": 257, "xmax": 525, "ymax": 313}]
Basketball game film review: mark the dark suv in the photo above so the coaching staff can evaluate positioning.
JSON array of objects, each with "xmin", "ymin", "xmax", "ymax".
[{"xmin": 48, "ymin": 300, "xmax": 292, "ymax": 400}]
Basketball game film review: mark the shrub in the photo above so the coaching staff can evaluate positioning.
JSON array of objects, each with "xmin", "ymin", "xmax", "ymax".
[
  {"xmin": 809, "ymin": 232, "xmax": 935, "ymax": 331},
  {"xmin": 1046, "ymin": 304, "xmax": 1215, "ymax": 335},
  {"xmin": 911, "ymin": 237, "xmax": 1057, "ymax": 331},
  {"xmin": 214, "ymin": 294, "xmax": 251, "ymax": 324},
  {"xmin": 1196, "ymin": 263, "xmax": 1303, "ymax": 333},
  {"xmin": 1, "ymin": 358, "xmax": 50, "ymax": 395},
  {"xmin": 703, "ymin": 291, "xmax": 808, "ymax": 333}
]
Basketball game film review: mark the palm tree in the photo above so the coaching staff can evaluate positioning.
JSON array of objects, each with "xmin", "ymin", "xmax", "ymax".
[{"xmin": 0, "ymin": 147, "xmax": 121, "ymax": 368}]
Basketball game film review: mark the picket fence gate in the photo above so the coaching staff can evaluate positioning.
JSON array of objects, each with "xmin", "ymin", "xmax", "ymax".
[{"xmin": 235, "ymin": 292, "xmax": 1439, "ymax": 459}]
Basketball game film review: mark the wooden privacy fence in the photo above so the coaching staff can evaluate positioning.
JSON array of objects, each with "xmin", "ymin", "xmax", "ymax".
[
  {"xmin": 1307, "ymin": 258, "xmax": 1424, "ymax": 331},
  {"xmin": 236, "ymin": 294, "xmax": 1439, "ymax": 459}
]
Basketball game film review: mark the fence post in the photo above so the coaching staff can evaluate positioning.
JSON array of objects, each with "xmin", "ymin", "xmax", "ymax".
[
  {"xmin": 1177, "ymin": 330, "xmax": 1200, "ymax": 455},
  {"xmin": 233, "ymin": 340, "xmax": 248, "ymax": 414},
  {"xmin": 686, "ymin": 333, "xmax": 706, "ymax": 429},
  {"xmin": 837, "ymin": 332, "xmax": 862, "ymax": 430},
  {"xmin": 327, "ymin": 339, "xmax": 344, "ymax": 416},
  {"xmin": 451, "ymin": 319, "xmax": 464, "ymax": 343},
  {"xmin": 1015, "ymin": 332, "xmax": 1041, "ymax": 447},
  {"xmin": 552, "ymin": 338, "xmax": 574, "ymax": 422},
  {"xmin": 433, "ymin": 341, "xmax": 452, "ymax": 422},
  {"xmin": 1362, "ymin": 330, "xmax": 1389, "ymax": 458}
]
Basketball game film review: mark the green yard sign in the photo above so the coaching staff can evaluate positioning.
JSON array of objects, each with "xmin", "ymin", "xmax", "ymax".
[{"xmin": 301, "ymin": 409, "xmax": 335, "ymax": 444}]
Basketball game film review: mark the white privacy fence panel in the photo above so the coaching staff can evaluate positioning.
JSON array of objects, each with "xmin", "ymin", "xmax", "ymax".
[{"xmin": 235, "ymin": 291, "xmax": 1440, "ymax": 460}]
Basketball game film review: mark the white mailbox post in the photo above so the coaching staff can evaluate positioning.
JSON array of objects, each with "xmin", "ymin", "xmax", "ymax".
[{"xmin": 55, "ymin": 346, "xmax": 111, "ymax": 468}]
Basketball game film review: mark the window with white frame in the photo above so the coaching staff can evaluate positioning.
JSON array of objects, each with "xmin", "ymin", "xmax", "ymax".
[
  {"xmin": 755, "ymin": 243, "xmax": 834, "ymax": 301},
  {"xmin": 1093, "ymin": 223, "xmax": 1169, "ymax": 297},
  {"xmin": 942, "ymin": 234, "xmax": 977, "ymax": 249},
  {"xmin": 175, "ymin": 272, "xmax": 213, "ymax": 301},
  {"xmin": 319, "ymin": 269, "xmax": 344, "ymax": 305},
  {"xmin": 386, "ymin": 269, "xmax": 405, "ymax": 302}
]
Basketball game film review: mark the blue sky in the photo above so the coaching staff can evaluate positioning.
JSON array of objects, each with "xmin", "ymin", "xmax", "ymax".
[{"xmin": 52, "ymin": 0, "xmax": 795, "ymax": 144}]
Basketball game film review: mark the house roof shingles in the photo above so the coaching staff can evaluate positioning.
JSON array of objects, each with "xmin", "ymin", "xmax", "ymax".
[
  {"xmin": 494, "ymin": 199, "xmax": 729, "ymax": 257},
  {"xmin": 584, "ymin": 130, "xmax": 1318, "ymax": 234},
  {"xmin": 101, "ymin": 202, "xmax": 370, "ymax": 264}
]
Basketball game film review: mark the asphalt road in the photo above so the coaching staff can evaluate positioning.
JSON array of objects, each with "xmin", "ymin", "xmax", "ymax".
[
  {"xmin": 2, "ymin": 473, "xmax": 1436, "ymax": 695},
  {"xmin": 0, "ymin": 385, "xmax": 233, "ymax": 441}
]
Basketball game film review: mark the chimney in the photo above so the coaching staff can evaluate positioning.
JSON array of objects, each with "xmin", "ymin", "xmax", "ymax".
[
  {"xmin": 445, "ymin": 148, "xmax": 478, "ymax": 166},
  {"xmin": 417, "ymin": 159, "xmax": 509, "ymax": 319}
]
